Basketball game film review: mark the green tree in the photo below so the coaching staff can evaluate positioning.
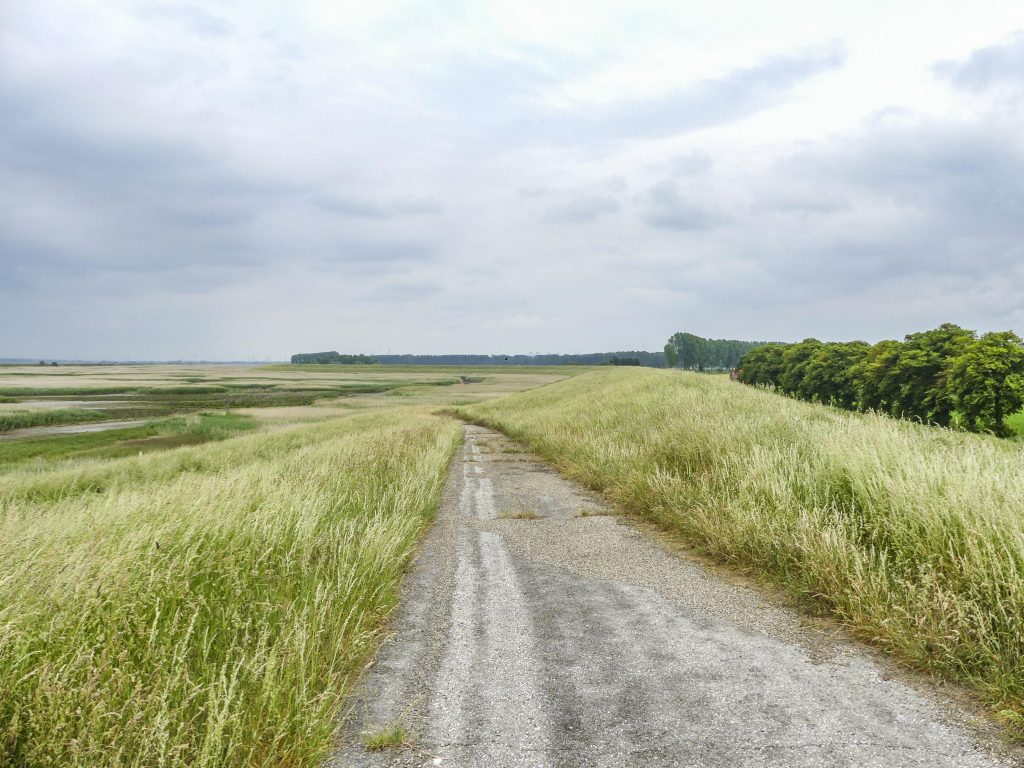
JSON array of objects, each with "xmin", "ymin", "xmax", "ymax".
[
  {"xmin": 667, "ymin": 332, "xmax": 768, "ymax": 372},
  {"xmin": 664, "ymin": 343, "xmax": 679, "ymax": 369},
  {"xmin": 803, "ymin": 341, "xmax": 870, "ymax": 408},
  {"xmin": 778, "ymin": 339, "xmax": 822, "ymax": 398},
  {"xmin": 851, "ymin": 340, "xmax": 902, "ymax": 413},
  {"xmin": 944, "ymin": 331, "xmax": 1024, "ymax": 435},
  {"xmin": 890, "ymin": 323, "xmax": 974, "ymax": 426},
  {"xmin": 736, "ymin": 343, "xmax": 787, "ymax": 386}
]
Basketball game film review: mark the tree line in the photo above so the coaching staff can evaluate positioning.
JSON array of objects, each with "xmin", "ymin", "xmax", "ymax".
[
  {"xmin": 290, "ymin": 352, "xmax": 379, "ymax": 364},
  {"xmin": 664, "ymin": 332, "xmax": 769, "ymax": 372},
  {"xmin": 373, "ymin": 352, "xmax": 667, "ymax": 367},
  {"xmin": 291, "ymin": 351, "xmax": 671, "ymax": 367},
  {"xmin": 736, "ymin": 323, "xmax": 1024, "ymax": 435}
]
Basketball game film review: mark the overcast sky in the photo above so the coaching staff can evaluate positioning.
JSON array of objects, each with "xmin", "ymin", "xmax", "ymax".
[{"xmin": 2, "ymin": 1, "xmax": 1023, "ymax": 360}]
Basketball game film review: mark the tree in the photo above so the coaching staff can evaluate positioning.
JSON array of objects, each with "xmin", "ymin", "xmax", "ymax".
[
  {"xmin": 944, "ymin": 331, "xmax": 1024, "ymax": 435},
  {"xmin": 734, "ymin": 322, "xmax": 1024, "ymax": 438},
  {"xmin": 851, "ymin": 340, "xmax": 902, "ymax": 413},
  {"xmin": 802, "ymin": 341, "xmax": 870, "ymax": 408},
  {"xmin": 670, "ymin": 332, "xmax": 702, "ymax": 370},
  {"xmin": 736, "ymin": 343, "xmax": 787, "ymax": 386},
  {"xmin": 666, "ymin": 332, "xmax": 768, "ymax": 372},
  {"xmin": 888, "ymin": 323, "xmax": 974, "ymax": 426},
  {"xmin": 291, "ymin": 352, "xmax": 378, "ymax": 365},
  {"xmin": 779, "ymin": 339, "xmax": 823, "ymax": 399},
  {"xmin": 664, "ymin": 343, "xmax": 678, "ymax": 369}
]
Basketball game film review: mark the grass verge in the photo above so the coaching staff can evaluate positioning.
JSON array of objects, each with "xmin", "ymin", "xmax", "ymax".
[
  {"xmin": 0, "ymin": 409, "xmax": 460, "ymax": 766},
  {"xmin": 454, "ymin": 368, "xmax": 1024, "ymax": 730}
]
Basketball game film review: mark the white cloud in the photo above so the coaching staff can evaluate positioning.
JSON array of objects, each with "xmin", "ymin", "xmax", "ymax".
[{"xmin": 1, "ymin": 0, "xmax": 1022, "ymax": 358}]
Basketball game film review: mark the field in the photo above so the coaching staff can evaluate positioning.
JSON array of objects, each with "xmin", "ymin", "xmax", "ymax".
[
  {"xmin": 4, "ymin": 362, "xmax": 1024, "ymax": 764},
  {"xmin": 455, "ymin": 368, "xmax": 1024, "ymax": 726},
  {"xmin": 0, "ymin": 365, "xmax": 564, "ymax": 471},
  {"xmin": 0, "ymin": 364, "xmax": 566, "ymax": 767}
]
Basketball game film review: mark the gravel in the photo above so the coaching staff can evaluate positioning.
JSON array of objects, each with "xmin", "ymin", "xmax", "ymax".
[{"xmin": 327, "ymin": 424, "xmax": 1017, "ymax": 768}]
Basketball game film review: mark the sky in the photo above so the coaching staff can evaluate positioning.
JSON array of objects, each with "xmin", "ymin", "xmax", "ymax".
[{"xmin": 2, "ymin": 1, "xmax": 1023, "ymax": 360}]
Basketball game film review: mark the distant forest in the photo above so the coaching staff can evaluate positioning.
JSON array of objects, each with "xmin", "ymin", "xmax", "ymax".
[
  {"xmin": 664, "ymin": 332, "xmax": 769, "ymax": 372},
  {"xmin": 374, "ymin": 352, "xmax": 667, "ymax": 366},
  {"xmin": 290, "ymin": 352, "xmax": 378, "ymax": 364},
  {"xmin": 290, "ymin": 351, "xmax": 670, "ymax": 367},
  {"xmin": 291, "ymin": 339, "xmax": 779, "ymax": 369}
]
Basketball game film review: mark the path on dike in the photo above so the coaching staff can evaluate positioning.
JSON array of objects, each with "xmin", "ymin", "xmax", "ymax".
[{"xmin": 329, "ymin": 423, "xmax": 1016, "ymax": 768}]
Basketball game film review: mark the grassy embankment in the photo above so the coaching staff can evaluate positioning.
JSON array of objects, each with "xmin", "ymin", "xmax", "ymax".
[
  {"xmin": 0, "ymin": 409, "xmax": 460, "ymax": 767},
  {"xmin": 455, "ymin": 368, "xmax": 1024, "ymax": 727}
]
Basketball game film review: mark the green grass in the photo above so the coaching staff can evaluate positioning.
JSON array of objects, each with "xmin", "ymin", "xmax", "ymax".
[
  {"xmin": 0, "ymin": 408, "xmax": 107, "ymax": 432},
  {"xmin": 0, "ymin": 413, "xmax": 259, "ymax": 471},
  {"xmin": 455, "ymin": 368, "xmax": 1024, "ymax": 729},
  {"xmin": 0, "ymin": 409, "xmax": 461, "ymax": 767},
  {"xmin": 0, "ymin": 386, "xmax": 133, "ymax": 396},
  {"xmin": 0, "ymin": 424, "xmax": 167, "ymax": 467},
  {"xmin": 1006, "ymin": 410, "xmax": 1024, "ymax": 438},
  {"xmin": 133, "ymin": 385, "xmax": 230, "ymax": 394},
  {"xmin": 362, "ymin": 724, "xmax": 407, "ymax": 750},
  {"xmin": 154, "ymin": 412, "xmax": 259, "ymax": 441}
]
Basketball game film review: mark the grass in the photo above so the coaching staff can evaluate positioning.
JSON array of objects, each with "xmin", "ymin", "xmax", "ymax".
[
  {"xmin": 455, "ymin": 367, "xmax": 1024, "ymax": 729},
  {"xmin": 0, "ymin": 409, "xmax": 461, "ymax": 766},
  {"xmin": 361, "ymin": 724, "xmax": 407, "ymax": 751},
  {"xmin": 1007, "ymin": 410, "xmax": 1024, "ymax": 438},
  {"xmin": 153, "ymin": 412, "xmax": 259, "ymax": 441},
  {"xmin": 0, "ymin": 408, "xmax": 107, "ymax": 432},
  {"xmin": 0, "ymin": 413, "xmax": 258, "ymax": 471},
  {"xmin": 0, "ymin": 386, "xmax": 134, "ymax": 396}
]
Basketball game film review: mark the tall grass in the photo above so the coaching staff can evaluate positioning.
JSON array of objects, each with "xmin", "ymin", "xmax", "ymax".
[
  {"xmin": 0, "ymin": 413, "xmax": 259, "ymax": 474},
  {"xmin": 0, "ymin": 408, "xmax": 105, "ymax": 432},
  {"xmin": 456, "ymin": 368, "xmax": 1024, "ymax": 725},
  {"xmin": 0, "ymin": 415, "xmax": 377, "ymax": 504},
  {"xmin": 0, "ymin": 409, "xmax": 460, "ymax": 766}
]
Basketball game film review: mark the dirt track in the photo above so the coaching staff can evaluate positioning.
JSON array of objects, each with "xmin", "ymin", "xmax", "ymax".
[{"xmin": 329, "ymin": 424, "xmax": 1015, "ymax": 767}]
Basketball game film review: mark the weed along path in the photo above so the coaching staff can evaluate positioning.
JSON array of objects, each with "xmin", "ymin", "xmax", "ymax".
[{"xmin": 330, "ymin": 424, "xmax": 1012, "ymax": 768}]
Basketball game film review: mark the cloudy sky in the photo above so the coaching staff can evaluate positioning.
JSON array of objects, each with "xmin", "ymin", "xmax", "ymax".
[{"xmin": 2, "ymin": 1, "xmax": 1023, "ymax": 360}]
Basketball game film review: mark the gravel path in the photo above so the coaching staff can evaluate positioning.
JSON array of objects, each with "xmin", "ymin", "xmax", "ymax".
[{"xmin": 328, "ymin": 424, "xmax": 1016, "ymax": 768}]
